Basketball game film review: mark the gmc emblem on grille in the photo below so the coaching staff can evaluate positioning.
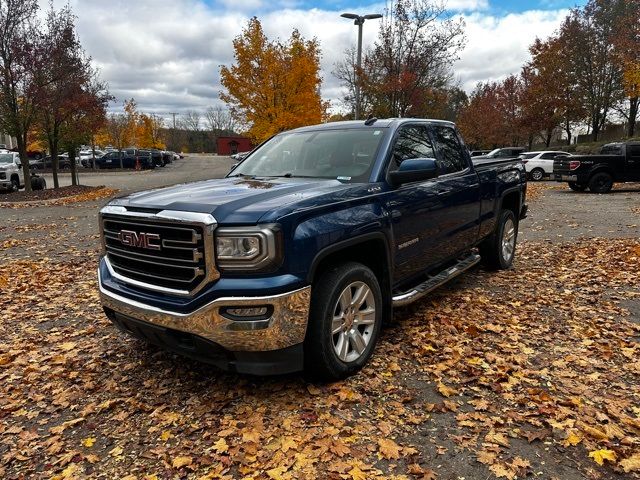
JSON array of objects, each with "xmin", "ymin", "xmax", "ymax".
[{"xmin": 118, "ymin": 230, "xmax": 161, "ymax": 251}]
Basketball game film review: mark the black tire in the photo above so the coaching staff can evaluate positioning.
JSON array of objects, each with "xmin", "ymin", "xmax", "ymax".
[
  {"xmin": 304, "ymin": 262, "xmax": 383, "ymax": 381},
  {"xmin": 588, "ymin": 172, "xmax": 613, "ymax": 194},
  {"xmin": 32, "ymin": 177, "xmax": 46, "ymax": 190},
  {"xmin": 568, "ymin": 182, "xmax": 587, "ymax": 192},
  {"xmin": 480, "ymin": 209, "xmax": 518, "ymax": 270},
  {"xmin": 10, "ymin": 176, "xmax": 19, "ymax": 192},
  {"xmin": 530, "ymin": 168, "xmax": 545, "ymax": 181}
]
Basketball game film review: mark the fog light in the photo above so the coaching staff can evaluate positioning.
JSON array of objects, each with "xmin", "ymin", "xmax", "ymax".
[{"xmin": 220, "ymin": 306, "xmax": 273, "ymax": 321}]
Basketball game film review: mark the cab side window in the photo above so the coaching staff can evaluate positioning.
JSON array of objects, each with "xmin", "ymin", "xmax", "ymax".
[
  {"xmin": 432, "ymin": 126, "xmax": 468, "ymax": 174},
  {"xmin": 629, "ymin": 145, "xmax": 640, "ymax": 159},
  {"xmin": 389, "ymin": 126, "xmax": 435, "ymax": 172}
]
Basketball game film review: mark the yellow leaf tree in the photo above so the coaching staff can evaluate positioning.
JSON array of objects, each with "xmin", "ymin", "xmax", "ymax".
[
  {"xmin": 220, "ymin": 17, "xmax": 328, "ymax": 144},
  {"xmin": 138, "ymin": 113, "xmax": 166, "ymax": 149}
]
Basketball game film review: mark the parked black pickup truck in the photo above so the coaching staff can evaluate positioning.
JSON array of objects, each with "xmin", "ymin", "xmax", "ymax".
[
  {"xmin": 553, "ymin": 141, "xmax": 640, "ymax": 193},
  {"xmin": 98, "ymin": 118, "xmax": 528, "ymax": 379}
]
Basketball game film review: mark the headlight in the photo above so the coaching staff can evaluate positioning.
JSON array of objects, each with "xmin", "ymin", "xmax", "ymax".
[{"xmin": 215, "ymin": 225, "xmax": 281, "ymax": 271}]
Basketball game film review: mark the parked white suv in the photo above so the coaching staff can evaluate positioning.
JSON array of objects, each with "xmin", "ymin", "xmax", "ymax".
[
  {"xmin": 520, "ymin": 151, "xmax": 570, "ymax": 181},
  {"xmin": 0, "ymin": 152, "xmax": 24, "ymax": 192}
]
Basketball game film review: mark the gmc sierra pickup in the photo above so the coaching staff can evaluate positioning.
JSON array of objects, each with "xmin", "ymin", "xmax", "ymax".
[{"xmin": 98, "ymin": 118, "xmax": 528, "ymax": 380}]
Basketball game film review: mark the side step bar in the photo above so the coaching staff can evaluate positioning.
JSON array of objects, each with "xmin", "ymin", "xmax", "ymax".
[{"xmin": 392, "ymin": 253, "xmax": 481, "ymax": 307}]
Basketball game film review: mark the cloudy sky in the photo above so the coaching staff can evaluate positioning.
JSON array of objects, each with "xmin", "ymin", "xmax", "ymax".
[{"xmin": 46, "ymin": 0, "xmax": 585, "ymax": 120}]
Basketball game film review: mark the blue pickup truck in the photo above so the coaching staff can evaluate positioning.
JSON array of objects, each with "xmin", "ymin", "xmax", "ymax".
[{"xmin": 98, "ymin": 118, "xmax": 527, "ymax": 380}]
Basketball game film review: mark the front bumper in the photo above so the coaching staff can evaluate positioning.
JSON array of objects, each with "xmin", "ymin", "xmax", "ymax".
[
  {"xmin": 0, "ymin": 180, "xmax": 12, "ymax": 190},
  {"xmin": 99, "ymin": 271, "xmax": 311, "ymax": 373}
]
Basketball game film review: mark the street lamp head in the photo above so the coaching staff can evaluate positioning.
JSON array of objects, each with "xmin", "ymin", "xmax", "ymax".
[
  {"xmin": 340, "ymin": 13, "xmax": 359, "ymax": 20},
  {"xmin": 363, "ymin": 14, "xmax": 383, "ymax": 20}
]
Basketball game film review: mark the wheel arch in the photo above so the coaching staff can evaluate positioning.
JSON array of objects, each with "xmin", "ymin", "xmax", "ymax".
[
  {"xmin": 307, "ymin": 233, "xmax": 393, "ymax": 321},
  {"xmin": 499, "ymin": 188, "xmax": 522, "ymax": 218}
]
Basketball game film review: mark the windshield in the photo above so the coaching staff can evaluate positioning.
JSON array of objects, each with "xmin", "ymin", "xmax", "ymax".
[
  {"xmin": 230, "ymin": 128, "xmax": 386, "ymax": 182},
  {"xmin": 0, "ymin": 154, "xmax": 14, "ymax": 164},
  {"xmin": 486, "ymin": 149, "xmax": 501, "ymax": 157}
]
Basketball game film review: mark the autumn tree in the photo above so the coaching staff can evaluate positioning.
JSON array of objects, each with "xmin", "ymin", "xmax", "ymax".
[
  {"xmin": 38, "ymin": 5, "xmax": 93, "ymax": 188},
  {"xmin": 61, "ymin": 78, "xmax": 109, "ymax": 184},
  {"xmin": 558, "ymin": 2, "xmax": 624, "ymax": 141},
  {"xmin": 525, "ymin": 36, "xmax": 587, "ymax": 145},
  {"xmin": 138, "ymin": 113, "xmax": 165, "ymax": 149},
  {"xmin": 610, "ymin": 0, "xmax": 640, "ymax": 137},
  {"xmin": 335, "ymin": 0, "xmax": 465, "ymax": 118},
  {"xmin": 106, "ymin": 113, "xmax": 128, "ymax": 168},
  {"xmin": 0, "ymin": 0, "xmax": 41, "ymax": 191},
  {"xmin": 220, "ymin": 17, "xmax": 328, "ymax": 143}
]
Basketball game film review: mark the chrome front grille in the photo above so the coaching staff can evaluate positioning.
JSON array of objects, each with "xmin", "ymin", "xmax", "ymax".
[{"xmin": 100, "ymin": 207, "xmax": 218, "ymax": 296}]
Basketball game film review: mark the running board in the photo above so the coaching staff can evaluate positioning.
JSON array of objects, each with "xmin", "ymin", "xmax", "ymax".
[{"xmin": 392, "ymin": 253, "xmax": 481, "ymax": 307}]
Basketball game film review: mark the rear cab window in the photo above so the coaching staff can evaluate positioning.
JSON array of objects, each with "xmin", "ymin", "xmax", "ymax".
[{"xmin": 432, "ymin": 125, "xmax": 468, "ymax": 174}]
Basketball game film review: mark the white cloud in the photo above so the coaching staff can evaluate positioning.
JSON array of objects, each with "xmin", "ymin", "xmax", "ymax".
[
  {"xmin": 42, "ymin": 0, "xmax": 569, "ymax": 119},
  {"xmin": 454, "ymin": 9, "xmax": 569, "ymax": 92}
]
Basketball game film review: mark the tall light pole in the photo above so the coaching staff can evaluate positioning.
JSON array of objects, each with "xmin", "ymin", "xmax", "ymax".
[{"xmin": 341, "ymin": 12, "xmax": 382, "ymax": 120}]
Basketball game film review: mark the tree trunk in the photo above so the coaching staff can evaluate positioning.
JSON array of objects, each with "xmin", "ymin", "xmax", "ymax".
[
  {"xmin": 591, "ymin": 117, "xmax": 600, "ymax": 142},
  {"xmin": 69, "ymin": 149, "xmax": 78, "ymax": 186},
  {"xmin": 628, "ymin": 97, "xmax": 639, "ymax": 138},
  {"xmin": 16, "ymin": 134, "xmax": 32, "ymax": 193},
  {"xmin": 545, "ymin": 129, "xmax": 552, "ymax": 148},
  {"xmin": 51, "ymin": 146, "xmax": 59, "ymax": 189},
  {"xmin": 565, "ymin": 119, "xmax": 572, "ymax": 146},
  {"xmin": 119, "ymin": 148, "xmax": 123, "ymax": 169}
]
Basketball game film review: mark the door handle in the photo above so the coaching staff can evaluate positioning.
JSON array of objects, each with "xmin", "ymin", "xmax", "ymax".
[{"xmin": 436, "ymin": 188, "xmax": 452, "ymax": 195}]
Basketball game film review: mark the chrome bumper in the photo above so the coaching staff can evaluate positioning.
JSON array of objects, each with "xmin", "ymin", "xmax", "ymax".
[{"xmin": 99, "ymin": 280, "xmax": 311, "ymax": 352}]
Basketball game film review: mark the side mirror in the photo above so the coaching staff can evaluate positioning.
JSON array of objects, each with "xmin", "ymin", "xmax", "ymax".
[{"xmin": 388, "ymin": 158, "xmax": 439, "ymax": 186}]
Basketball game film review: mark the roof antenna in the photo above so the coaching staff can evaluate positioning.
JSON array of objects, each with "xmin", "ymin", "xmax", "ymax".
[{"xmin": 364, "ymin": 115, "xmax": 377, "ymax": 126}]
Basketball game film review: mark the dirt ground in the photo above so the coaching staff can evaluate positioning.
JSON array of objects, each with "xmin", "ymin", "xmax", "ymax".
[{"xmin": 0, "ymin": 173, "xmax": 639, "ymax": 480}]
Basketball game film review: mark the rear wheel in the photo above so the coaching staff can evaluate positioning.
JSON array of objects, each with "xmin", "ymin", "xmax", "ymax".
[
  {"xmin": 480, "ymin": 209, "xmax": 518, "ymax": 270},
  {"xmin": 568, "ymin": 182, "xmax": 587, "ymax": 192},
  {"xmin": 530, "ymin": 168, "xmax": 545, "ymax": 181},
  {"xmin": 588, "ymin": 172, "xmax": 613, "ymax": 194},
  {"xmin": 305, "ymin": 262, "xmax": 383, "ymax": 381}
]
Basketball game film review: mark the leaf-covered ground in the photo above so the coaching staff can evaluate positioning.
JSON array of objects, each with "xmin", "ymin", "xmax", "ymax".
[{"xmin": 0, "ymin": 187, "xmax": 639, "ymax": 480}]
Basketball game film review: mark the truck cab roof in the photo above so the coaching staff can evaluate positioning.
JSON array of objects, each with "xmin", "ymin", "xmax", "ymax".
[{"xmin": 286, "ymin": 118, "xmax": 456, "ymax": 134}]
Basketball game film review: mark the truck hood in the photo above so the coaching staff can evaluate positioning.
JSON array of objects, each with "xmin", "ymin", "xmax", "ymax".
[{"xmin": 110, "ymin": 176, "xmax": 357, "ymax": 224}]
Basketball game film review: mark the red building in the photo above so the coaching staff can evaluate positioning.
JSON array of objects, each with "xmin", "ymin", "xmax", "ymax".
[{"xmin": 216, "ymin": 136, "xmax": 253, "ymax": 156}]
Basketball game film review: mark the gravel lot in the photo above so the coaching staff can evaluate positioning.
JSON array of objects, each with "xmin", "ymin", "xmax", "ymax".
[{"xmin": 0, "ymin": 162, "xmax": 639, "ymax": 479}]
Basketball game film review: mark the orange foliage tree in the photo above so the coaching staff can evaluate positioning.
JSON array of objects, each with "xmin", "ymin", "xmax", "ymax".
[{"xmin": 220, "ymin": 17, "xmax": 328, "ymax": 143}]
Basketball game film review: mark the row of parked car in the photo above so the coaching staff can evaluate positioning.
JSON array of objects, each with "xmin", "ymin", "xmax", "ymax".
[
  {"xmin": 471, "ymin": 141, "xmax": 640, "ymax": 193},
  {"xmin": 470, "ymin": 147, "xmax": 569, "ymax": 181},
  {"xmin": 29, "ymin": 148, "xmax": 184, "ymax": 171}
]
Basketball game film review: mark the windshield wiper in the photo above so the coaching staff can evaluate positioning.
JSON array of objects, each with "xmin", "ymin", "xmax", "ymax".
[{"xmin": 228, "ymin": 173, "xmax": 255, "ymax": 178}]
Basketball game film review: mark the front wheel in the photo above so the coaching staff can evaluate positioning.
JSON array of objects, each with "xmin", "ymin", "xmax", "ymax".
[
  {"xmin": 568, "ymin": 182, "xmax": 587, "ymax": 192},
  {"xmin": 480, "ymin": 209, "xmax": 518, "ymax": 270},
  {"xmin": 10, "ymin": 177, "xmax": 19, "ymax": 192},
  {"xmin": 304, "ymin": 262, "xmax": 383, "ymax": 381}
]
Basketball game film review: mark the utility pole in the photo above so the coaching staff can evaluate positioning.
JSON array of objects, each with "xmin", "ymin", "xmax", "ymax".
[
  {"xmin": 169, "ymin": 113, "xmax": 178, "ymax": 151},
  {"xmin": 341, "ymin": 12, "xmax": 383, "ymax": 120}
]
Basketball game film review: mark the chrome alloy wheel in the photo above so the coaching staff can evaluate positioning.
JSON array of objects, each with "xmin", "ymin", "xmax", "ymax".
[
  {"xmin": 332, "ymin": 281, "xmax": 376, "ymax": 363},
  {"xmin": 501, "ymin": 218, "xmax": 516, "ymax": 262}
]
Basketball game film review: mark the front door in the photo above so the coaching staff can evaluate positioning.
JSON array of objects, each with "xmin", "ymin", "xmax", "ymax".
[
  {"xmin": 384, "ymin": 125, "xmax": 447, "ymax": 285},
  {"xmin": 627, "ymin": 144, "xmax": 640, "ymax": 181},
  {"xmin": 429, "ymin": 125, "xmax": 481, "ymax": 260}
]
